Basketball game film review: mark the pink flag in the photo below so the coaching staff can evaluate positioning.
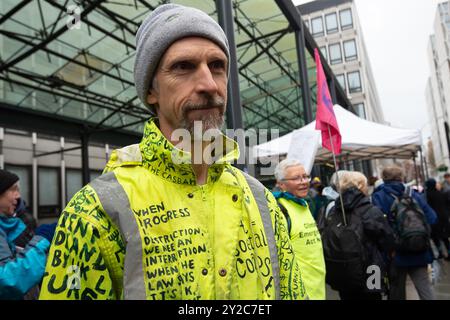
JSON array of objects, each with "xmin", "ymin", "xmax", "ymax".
[{"xmin": 314, "ymin": 48, "xmax": 342, "ymax": 155}]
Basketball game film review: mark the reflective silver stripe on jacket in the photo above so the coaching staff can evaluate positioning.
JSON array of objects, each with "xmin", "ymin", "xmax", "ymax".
[
  {"xmin": 242, "ymin": 172, "xmax": 281, "ymax": 300},
  {"xmin": 90, "ymin": 172, "xmax": 146, "ymax": 300}
]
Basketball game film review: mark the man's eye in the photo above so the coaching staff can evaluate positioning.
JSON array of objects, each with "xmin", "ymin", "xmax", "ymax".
[
  {"xmin": 209, "ymin": 60, "xmax": 226, "ymax": 70},
  {"xmin": 171, "ymin": 61, "xmax": 195, "ymax": 71}
]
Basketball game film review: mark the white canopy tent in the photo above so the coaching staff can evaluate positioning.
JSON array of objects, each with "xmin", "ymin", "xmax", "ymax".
[{"xmin": 253, "ymin": 105, "xmax": 423, "ymax": 164}]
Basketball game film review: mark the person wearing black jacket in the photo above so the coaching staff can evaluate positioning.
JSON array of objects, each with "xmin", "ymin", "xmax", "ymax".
[
  {"xmin": 425, "ymin": 178, "xmax": 450, "ymax": 259},
  {"xmin": 323, "ymin": 171, "xmax": 395, "ymax": 300}
]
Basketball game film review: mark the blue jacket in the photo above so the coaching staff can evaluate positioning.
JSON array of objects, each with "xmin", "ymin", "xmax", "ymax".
[
  {"xmin": 371, "ymin": 181, "xmax": 437, "ymax": 267},
  {"xmin": 0, "ymin": 216, "xmax": 50, "ymax": 299}
]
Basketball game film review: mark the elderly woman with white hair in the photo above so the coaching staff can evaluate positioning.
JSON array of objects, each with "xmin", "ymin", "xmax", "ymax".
[
  {"xmin": 273, "ymin": 159, "xmax": 326, "ymax": 300},
  {"xmin": 321, "ymin": 170, "xmax": 395, "ymax": 300}
]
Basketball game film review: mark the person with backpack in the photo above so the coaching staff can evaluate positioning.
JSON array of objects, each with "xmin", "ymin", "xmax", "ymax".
[
  {"xmin": 273, "ymin": 159, "xmax": 326, "ymax": 300},
  {"xmin": 372, "ymin": 165, "xmax": 437, "ymax": 300},
  {"xmin": 319, "ymin": 171, "xmax": 395, "ymax": 300}
]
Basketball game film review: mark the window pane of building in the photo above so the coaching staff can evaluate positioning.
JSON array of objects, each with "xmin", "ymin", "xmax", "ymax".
[
  {"xmin": 355, "ymin": 103, "xmax": 366, "ymax": 119},
  {"xmin": 39, "ymin": 167, "xmax": 59, "ymax": 206},
  {"xmin": 336, "ymin": 74, "xmax": 346, "ymax": 91},
  {"xmin": 320, "ymin": 46, "xmax": 328, "ymax": 61},
  {"xmin": 344, "ymin": 40, "xmax": 358, "ymax": 61},
  {"xmin": 348, "ymin": 71, "xmax": 362, "ymax": 93},
  {"xmin": 325, "ymin": 13, "xmax": 338, "ymax": 33},
  {"xmin": 340, "ymin": 9, "xmax": 353, "ymax": 30},
  {"xmin": 311, "ymin": 16, "xmax": 324, "ymax": 36},
  {"xmin": 4, "ymin": 165, "xmax": 30, "ymax": 206},
  {"xmin": 66, "ymin": 169, "xmax": 82, "ymax": 202},
  {"xmin": 329, "ymin": 43, "xmax": 342, "ymax": 65}
]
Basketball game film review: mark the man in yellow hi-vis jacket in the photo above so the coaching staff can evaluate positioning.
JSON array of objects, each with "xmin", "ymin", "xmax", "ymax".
[
  {"xmin": 39, "ymin": 4, "xmax": 307, "ymax": 300},
  {"xmin": 274, "ymin": 159, "xmax": 326, "ymax": 300}
]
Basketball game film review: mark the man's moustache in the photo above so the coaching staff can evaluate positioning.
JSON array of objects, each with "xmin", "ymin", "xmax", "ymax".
[{"xmin": 183, "ymin": 98, "xmax": 225, "ymax": 112}]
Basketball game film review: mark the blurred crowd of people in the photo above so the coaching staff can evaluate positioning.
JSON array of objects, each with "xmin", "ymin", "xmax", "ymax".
[
  {"xmin": 2, "ymin": 161, "xmax": 449, "ymax": 300},
  {"xmin": 291, "ymin": 164, "xmax": 450, "ymax": 300}
]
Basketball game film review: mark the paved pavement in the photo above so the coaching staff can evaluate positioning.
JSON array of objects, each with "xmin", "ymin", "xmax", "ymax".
[
  {"xmin": 434, "ymin": 259, "xmax": 450, "ymax": 300},
  {"xmin": 324, "ymin": 259, "xmax": 450, "ymax": 300}
]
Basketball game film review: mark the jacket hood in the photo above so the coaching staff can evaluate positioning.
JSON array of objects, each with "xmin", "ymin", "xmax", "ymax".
[
  {"xmin": 376, "ymin": 181, "xmax": 405, "ymax": 197},
  {"xmin": 335, "ymin": 187, "xmax": 370, "ymax": 212},
  {"xmin": 0, "ymin": 216, "xmax": 26, "ymax": 242}
]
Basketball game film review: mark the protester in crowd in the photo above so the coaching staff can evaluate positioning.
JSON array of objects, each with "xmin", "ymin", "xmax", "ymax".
[
  {"xmin": 0, "ymin": 169, "xmax": 56, "ymax": 299},
  {"xmin": 39, "ymin": 4, "xmax": 306, "ymax": 300},
  {"xmin": 320, "ymin": 171, "xmax": 395, "ymax": 300},
  {"xmin": 307, "ymin": 178, "xmax": 328, "ymax": 220},
  {"xmin": 425, "ymin": 178, "xmax": 450, "ymax": 260},
  {"xmin": 316, "ymin": 170, "xmax": 349, "ymax": 223},
  {"xmin": 309, "ymin": 177, "xmax": 321, "ymax": 197},
  {"xmin": 14, "ymin": 198, "xmax": 37, "ymax": 241},
  {"xmin": 372, "ymin": 165, "xmax": 437, "ymax": 300},
  {"xmin": 367, "ymin": 176, "xmax": 379, "ymax": 195},
  {"xmin": 304, "ymin": 178, "xmax": 318, "ymax": 216},
  {"xmin": 442, "ymin": 173, "xmax": 450, "ymax": 192},
  {"xmin": 312, "ymin": 184, "xmax": 329, "ymax": 220},
  {"xmin": 273, "ymin": 159, "xmax": 326, "ymax": 300}
]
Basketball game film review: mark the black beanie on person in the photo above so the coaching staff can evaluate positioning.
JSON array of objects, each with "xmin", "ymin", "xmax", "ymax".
[{"xmin": 0, "ymin": 169, "xmax": 19, "ymax": 195}]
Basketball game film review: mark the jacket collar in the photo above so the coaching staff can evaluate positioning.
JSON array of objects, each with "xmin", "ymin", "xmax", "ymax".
[
  {"xmin": 273, "ymin": 191, "xmax": 308, "ymax": 207},
  {"xmin": 0, "ymin": 216, "xmax": 25, "ymax": 243},
  {"xmin": 379, "ymin": 181, "xmax": 405, "ymax": 196},
  {"xmin": 139, "ymin": 118, "xmax": 240, "ymax": 186},
  {"xmin": 335, "ymin": 187, "xmax": 369, "ymax": 211}
]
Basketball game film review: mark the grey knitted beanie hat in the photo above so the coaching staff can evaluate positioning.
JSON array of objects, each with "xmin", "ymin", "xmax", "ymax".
[{"xmin": 134, "ymin": 4, "xmax": 230, "ymax": 111}]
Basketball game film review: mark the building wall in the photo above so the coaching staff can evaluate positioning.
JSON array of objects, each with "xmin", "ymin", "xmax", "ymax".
[
  {"xmin": 1, "ymin": 127, "xmax": 116, "ymax": 222},
  {"xmin": 425, "ymin": 77, "xmax": 447, "ymax": 174},
  {"xmin": 298, "ymin": 0, "xmax": 386, "ymax": 177},
  {"xmin": 426, "ymin": 1, "xmax": 450, "ymax": 174},
  {"xmin": 299, "ymin": 0, "xmax": 385, "ymax": 124}
]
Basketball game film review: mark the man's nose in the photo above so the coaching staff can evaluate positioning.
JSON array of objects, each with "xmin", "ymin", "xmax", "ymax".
[{"xmin": 194, "ymin": 64, "xmax": 219, "ymax": 95}]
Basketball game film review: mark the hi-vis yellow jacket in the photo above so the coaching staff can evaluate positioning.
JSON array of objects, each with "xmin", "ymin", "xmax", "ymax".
[
  {"xmin": 278, "ymin": 198, "xmax": 326, "ymax": 300},
  {"xmin": 39, "ymin": 119, "xmax": 307, "ymax": 300}
]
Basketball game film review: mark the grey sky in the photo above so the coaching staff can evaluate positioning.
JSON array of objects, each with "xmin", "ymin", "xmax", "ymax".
[{"xmin": 292, "ymin": 0, "xmax": 442, "ymax": 141}]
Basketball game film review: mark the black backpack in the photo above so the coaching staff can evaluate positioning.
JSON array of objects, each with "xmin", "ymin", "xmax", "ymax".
[
  {"xmin": 320, "ymin": 203, "xmax": 370, "ymax": 291},
  {"xmin": 389, "ymin": 187, "xmax": 431, "ymax": 254}
]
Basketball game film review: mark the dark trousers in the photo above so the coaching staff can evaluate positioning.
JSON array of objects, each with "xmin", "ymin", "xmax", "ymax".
[{"xmin": 388, "ymin": 265, "xmax": 435, "ymax": 300}]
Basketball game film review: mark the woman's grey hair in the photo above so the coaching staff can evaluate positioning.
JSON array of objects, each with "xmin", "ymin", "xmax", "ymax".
[
  {"xmin": 337, "ymin": 171, "xmax": 368, "ymax": 193},
  {"xmin": 330, "ymin": 170, "xmax": 349, "ymax": 189},
  {"xmin": 274, "ymin": 159, "xmax": 304, "ymax": 181}
]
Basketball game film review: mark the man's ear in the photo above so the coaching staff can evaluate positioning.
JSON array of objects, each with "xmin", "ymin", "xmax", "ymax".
[{"xmin": 147, "ymin": 89, "xmax": 158, "ymax": 105}]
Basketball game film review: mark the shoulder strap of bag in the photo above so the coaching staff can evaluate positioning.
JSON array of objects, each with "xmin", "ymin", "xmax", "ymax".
[
  {"xmin": 276, "ymin": 200, "xmax": 292, "ymax": 235},
  {"xmin": 325, "ymin": 201, "xmax": 335, "ymax": 218}
]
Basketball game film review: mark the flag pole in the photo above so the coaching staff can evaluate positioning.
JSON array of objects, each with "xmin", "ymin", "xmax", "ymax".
[{"xmin": 327, "ymin": 124, "xmax": 347, "ymax": 226}]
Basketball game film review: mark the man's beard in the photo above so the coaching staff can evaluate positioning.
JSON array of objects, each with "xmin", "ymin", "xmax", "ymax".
[{"xmin": 179, "ymin": 94, "xmax": 226, "ymax": 136}]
